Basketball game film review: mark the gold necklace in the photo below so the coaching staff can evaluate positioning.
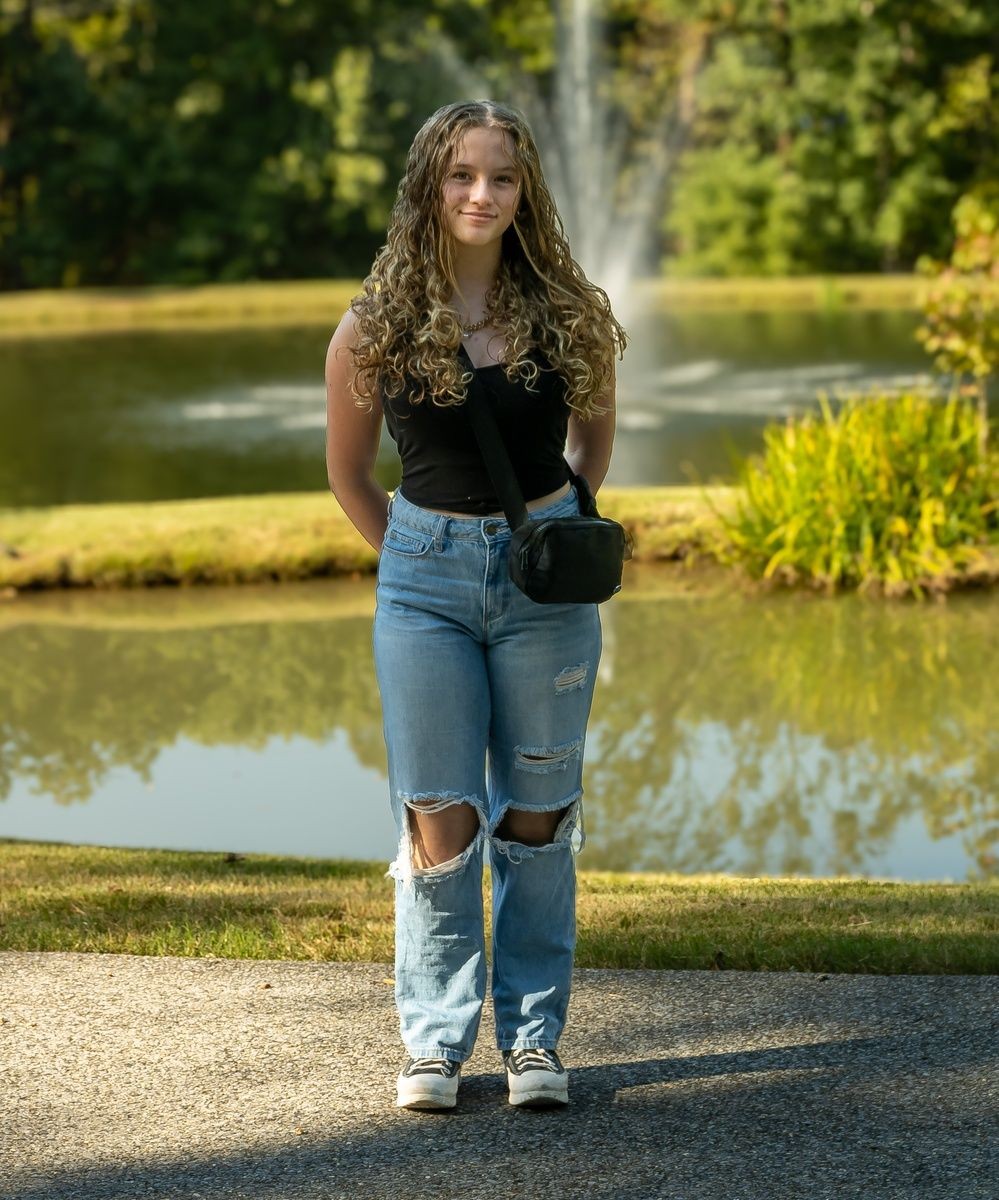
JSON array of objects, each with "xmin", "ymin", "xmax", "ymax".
[
  {"xmin": 458, "ymin": 297, "xmax": 504, "ymax": 337},
  {"xmin": 460, "ymin": 312, "xmax": 493, "ymax": 337}
]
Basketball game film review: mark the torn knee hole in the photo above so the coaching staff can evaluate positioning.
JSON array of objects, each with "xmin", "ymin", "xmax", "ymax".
[
  {"xmin": 495, "ymin": 801, "xmax": 573, "ymax": 846},
  {"xmin": 398, "ymin": 793, "xmax": 485, "ymax": 875}
]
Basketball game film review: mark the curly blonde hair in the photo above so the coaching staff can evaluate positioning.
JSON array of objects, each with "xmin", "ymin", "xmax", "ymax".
[{"xmin": 347, "ymin": 99, "xmax": 627, "ymax": 419}]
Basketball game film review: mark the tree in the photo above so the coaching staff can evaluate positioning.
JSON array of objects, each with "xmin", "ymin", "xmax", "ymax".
[
  {"xmin": 664, "ymin": 0, "xmax": 997, "ymax": 275},
  {"xmin": 916, "ymin": 188, "xmax": 999, "ymax": 456}
]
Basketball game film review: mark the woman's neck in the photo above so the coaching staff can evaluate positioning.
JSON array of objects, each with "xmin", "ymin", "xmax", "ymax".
[{"xmin": 450, "ymin": 241, "xmax": 501, "ymax": 309}]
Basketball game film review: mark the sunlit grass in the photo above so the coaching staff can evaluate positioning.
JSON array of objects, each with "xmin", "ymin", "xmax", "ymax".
[
  {"xmin": 0, "ymin": 280, "xmax": 361, "ymax": 337},
  {"xmin": 2, "ymin": 840, "xmax": 995, "ymax": 974},
  {"xmin": 641, "ymin": 274, "xmax": 964, "ymax": 310},
  {"xmin": 5, "ymin": 274, "xmax": 993, "ymax": 339},
  {"xmin": 0, "ymin": 486, "xmax": 738, "ymax": 591}
]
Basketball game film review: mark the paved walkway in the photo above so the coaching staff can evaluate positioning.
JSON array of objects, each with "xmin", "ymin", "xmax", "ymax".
[{"xmin": 1, "ymin": 953, "xmax": 996, "ymax": 1199}]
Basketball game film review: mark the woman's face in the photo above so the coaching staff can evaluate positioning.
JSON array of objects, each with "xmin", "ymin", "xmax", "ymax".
[{"xmin": 441, "ymin": 126, "xmax": 522, "ymax": 247}]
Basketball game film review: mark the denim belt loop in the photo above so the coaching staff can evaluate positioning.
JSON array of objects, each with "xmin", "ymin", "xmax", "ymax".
[{"xmin": 433, "ymin": 513, "xmax": 447, "ymax": 553}]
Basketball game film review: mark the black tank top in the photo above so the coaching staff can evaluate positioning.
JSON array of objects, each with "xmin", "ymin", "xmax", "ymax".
[{"xmin": 382, "ymin": 343, "xmax": 572, "ymax": 515}]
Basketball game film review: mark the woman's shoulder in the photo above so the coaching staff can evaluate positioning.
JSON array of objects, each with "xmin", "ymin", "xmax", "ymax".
[
  {"xmin": 326, "ymin": 303, "xmax": 362, "ymax": 359},
  {"xmin": 325, "ymin": 304, "xmax": 382, "ymax": 414}
]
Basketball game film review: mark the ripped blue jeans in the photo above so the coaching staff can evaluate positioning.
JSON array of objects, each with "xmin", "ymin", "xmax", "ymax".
[{"xmin": 372, "ymin": 484, "xmax": 601, "ymax": 1063}]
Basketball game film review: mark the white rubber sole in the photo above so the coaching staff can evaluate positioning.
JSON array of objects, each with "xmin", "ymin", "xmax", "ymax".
[
  {"xmin": 508, "ymin": 1080, "xmax": 569, "ymax": 1108},
  {"xmin": 396, "ymin": 1091, "xmax": 458, "ymax": 1110},
  {"xmin": 396, "ymin": 1071, "xmax": 460, "ymax": 1110}
]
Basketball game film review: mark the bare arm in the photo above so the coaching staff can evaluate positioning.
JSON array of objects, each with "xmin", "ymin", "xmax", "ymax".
[
  {"xmin": 325, "ymin": 307, "xmax": 391, "ymax": 552},
  {"xmin": 565, "ymin": 356, "xmax": 616, "ymax": 493}
]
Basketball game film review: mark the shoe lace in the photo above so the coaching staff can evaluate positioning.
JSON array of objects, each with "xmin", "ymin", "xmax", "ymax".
[
  {"xmin": 511, "ymin": 1048, "xmax": 561, "ymax": 1072},
  {"xmin": 411, "ymin": 1057, "xmax": 455, "ymax": 1076}
]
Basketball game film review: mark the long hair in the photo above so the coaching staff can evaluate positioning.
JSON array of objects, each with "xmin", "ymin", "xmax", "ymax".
[{"xmin": 347, "ymin": 99, "xmax": 627, "ymax": 418}]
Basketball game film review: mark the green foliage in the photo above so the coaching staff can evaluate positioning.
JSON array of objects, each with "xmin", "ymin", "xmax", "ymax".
[
  {"xmin": 0, "ymin": 0, "xmax": 481, "ymax": 287},
  {"xmin": 708, "ymin": 390, "xmax": 998, "ymax": 597},
  {"xmin": 916, "ymin": 189, "xmax": 998, "ymax": 452},
  {"xmin": 665, "ymin": 0, "xmax": 997, "ymax": 275},
  {"xmin": 1, "ymin": 0, "xmax": 996, "ymax": 284}
]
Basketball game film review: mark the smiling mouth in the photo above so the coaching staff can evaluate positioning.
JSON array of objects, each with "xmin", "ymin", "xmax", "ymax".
[{"xmin": 463, "ymin": 212, "xmax": 496, "ymax": 218}]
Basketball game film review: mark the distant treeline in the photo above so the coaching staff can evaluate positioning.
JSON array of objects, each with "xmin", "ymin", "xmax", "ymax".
[{"xmin": 1, "ymin": 0, "xmax": 994, "ymax": 289}]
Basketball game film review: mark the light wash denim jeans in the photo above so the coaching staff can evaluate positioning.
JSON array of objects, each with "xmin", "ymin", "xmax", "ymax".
[{"xmin": 372, "ymin": 484, "xmax": 602, "ymax": 1064}]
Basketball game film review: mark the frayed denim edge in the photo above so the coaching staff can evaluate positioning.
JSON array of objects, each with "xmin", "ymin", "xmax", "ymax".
[
  {"xmin": 385, "ymin": 792, "xmax": 488, "ymax": 893},
  {"xmin": 489, "ymin": 788, "xmax": 585, "ymax": 864}
]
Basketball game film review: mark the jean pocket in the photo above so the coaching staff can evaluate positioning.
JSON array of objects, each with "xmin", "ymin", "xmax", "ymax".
[{"xmin": 380, "ymin": 524, "xmax": 435, "ymax": 557}]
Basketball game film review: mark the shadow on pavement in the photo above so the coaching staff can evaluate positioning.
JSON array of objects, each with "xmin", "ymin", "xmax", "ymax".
[{"xmin": 11, "ymin": 1030, "xmax": 996, "ymax": 1200}]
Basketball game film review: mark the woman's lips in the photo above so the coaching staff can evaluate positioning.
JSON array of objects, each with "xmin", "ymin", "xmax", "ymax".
[{"xmin": 463, "ymin": 213, "xmax": 495, "ymax": 222}]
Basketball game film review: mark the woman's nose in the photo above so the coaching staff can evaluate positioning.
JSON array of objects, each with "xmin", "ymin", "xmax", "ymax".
[{"xmin": 469, "ymin": 177, "xmax": 492, "ymax": 203}]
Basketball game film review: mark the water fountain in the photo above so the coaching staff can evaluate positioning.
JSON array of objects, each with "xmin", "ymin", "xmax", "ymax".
[
  {"xmin": 430, "ymin": 0, "xmax": 680, "ymax": 322},
  {"xmin": 522, "ymin": 0, "xmax": 674, "ymax": 320}
]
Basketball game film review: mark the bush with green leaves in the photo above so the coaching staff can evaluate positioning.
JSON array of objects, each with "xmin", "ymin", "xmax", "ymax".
[
  {"xmin": 916, "ymin": 190, "xmax": 998, "ymax": 455},
  {"xmin": 705, "ymin": 390, "xmax": 997, "ymax": 598}
]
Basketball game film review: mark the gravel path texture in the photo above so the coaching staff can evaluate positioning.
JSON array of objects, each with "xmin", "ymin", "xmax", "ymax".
[{"xmin": 1, "ymin": 952, "xmax": 996, "ymax": 1200}]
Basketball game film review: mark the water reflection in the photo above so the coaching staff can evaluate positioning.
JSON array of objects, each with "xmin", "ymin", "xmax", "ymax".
[
  {"xmin": 586, "ymin": 590, "xmax": 997, "ymax": 880},
  {"xmin": 1, "ymin": 579, "xmax": 994, "ymax": 881}
]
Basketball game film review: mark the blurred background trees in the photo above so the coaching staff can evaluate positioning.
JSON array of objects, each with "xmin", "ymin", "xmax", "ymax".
[
  {"xmin": 1, "ymin": 0, "xmax": 995, "ymax": 288},
  {"xmin": 661, "ymin": 0, "xmax": 995, "ymax": 275}
]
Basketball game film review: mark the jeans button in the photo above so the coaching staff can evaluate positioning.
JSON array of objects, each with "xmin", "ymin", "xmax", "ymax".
[{"xmin": 484, "ymin": 521, "xmax": 499, "ymax": 535}]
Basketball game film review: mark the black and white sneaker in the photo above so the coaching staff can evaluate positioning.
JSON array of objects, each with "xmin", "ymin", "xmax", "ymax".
[
  {"xmin": 396, "ymin": 1056, "xmax": 462, "ymax": 1110},
  {"xmin": 503, "ymin": 1048, "xmax": 569, "ymax": 1108}
]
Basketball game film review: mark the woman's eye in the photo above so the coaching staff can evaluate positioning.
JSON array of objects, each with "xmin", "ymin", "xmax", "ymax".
[{"xmin": 451, "ymin": 171, "xmax": 515, "ymax": 182}]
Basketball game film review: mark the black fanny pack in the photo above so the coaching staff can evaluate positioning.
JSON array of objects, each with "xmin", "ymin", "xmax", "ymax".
[{"xmin": 463, "ymin": 367, "xmax": 633, "ymax": 604}]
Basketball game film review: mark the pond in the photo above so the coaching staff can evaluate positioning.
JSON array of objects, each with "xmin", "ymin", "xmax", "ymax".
[
  {"xmin": 0, "ymin": 308, "xmax": 951, "ymax": 506},
  {"xmin": 1, "ymin": 574, "xmax": 994, "ymax": 882}
]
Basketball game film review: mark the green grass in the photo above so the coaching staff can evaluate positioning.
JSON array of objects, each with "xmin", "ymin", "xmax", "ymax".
[
  {"xmin": 2, "ymin": 840, "xmax": 996, "ymax": 974},
  {"xmin": 642, "ymin": 273, "xmax": 954, "ymax": 310},
  {"xmin": 4, "ymin": 274, "xmax": 990, "ymax": 340},
  {"xmin": 2, "ymin": 475, "xmax": 995, "ymax": 598},
  {"xmin": 0, "ymin": 280, "xmax": 362, "ymax": 338},
  {"xmin": 2, "ymin": 326, "xmax": 996, "ymax": 603},
  {"xmin": 0, "ymin": 486, "xmax": 738, "ymax": 592},
  {"xmin": 709, "ymin": 390, "xmax": 999, "ymax": 597}
]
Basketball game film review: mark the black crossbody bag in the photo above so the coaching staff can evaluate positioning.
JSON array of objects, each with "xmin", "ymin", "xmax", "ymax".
[{"xmin": 462, "ymin": 368, "xmax": 633, "ymax": 604}]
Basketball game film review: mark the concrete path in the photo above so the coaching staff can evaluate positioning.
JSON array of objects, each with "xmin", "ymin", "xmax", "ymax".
[{"xmin": 1, "ymin": 953, "xmax": 996, "ymax": 1200}]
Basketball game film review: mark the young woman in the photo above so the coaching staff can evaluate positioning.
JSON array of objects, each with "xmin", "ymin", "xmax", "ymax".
[{"xmin": 325, "ymin": 99, "xmax": 627, "ymax": 1111}]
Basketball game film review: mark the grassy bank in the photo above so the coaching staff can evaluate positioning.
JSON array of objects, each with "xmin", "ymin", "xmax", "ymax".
[
  {"xmin": 0, "ymin": 280, "xmax": 359, "ymax": 338},
  {"xmin": 1, "ymin": 841, "xmax": 995, "ymax": 975},
  {"xmin": 0, "ymin": 486, "xmax": 735, "ymax": 592},
  {"xmin": 0, "ymin": 275, "xmax": 970, "ymax": 339}
]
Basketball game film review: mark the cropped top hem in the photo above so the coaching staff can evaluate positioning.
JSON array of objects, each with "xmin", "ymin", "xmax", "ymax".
[{"xmin": 396, "ymin": 469, "xmax": 573, "ymax": 517}]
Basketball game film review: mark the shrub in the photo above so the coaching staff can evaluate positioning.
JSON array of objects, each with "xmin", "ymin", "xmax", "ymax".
[
  {"xmin": 916, "ymin": 189, "xmax": 999, "ymax": 457},
  {"xmin": 705, "ymin": 390, "xmax": 997, "ymax": 598}
]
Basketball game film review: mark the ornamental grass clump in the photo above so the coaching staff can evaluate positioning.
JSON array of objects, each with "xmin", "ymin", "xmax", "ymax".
[{"xmin": 707, "ymin": 390, "xmax": 997, "ymax": 598}]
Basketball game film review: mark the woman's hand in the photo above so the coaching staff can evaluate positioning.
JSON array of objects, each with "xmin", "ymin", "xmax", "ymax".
[{"xmin": 325, "ymin": 307, "xmax": 391, "ymax": 552}]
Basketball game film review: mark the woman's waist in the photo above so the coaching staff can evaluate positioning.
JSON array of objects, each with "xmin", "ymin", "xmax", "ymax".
[
  {"xmin": 415, "ymin": 480, "xmax": 571, "ymax": 518},
  {"xmin": 388, "ymin": 478, "xmax": 579, "ymax": 536}
]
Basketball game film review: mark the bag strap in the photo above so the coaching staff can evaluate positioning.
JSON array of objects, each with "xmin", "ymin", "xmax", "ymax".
[
  {"xmin": 461, "ymin": 365, "xmax": 531, "ymax": 530},
  {"xmin": 461, "ymin": 352, "xmax": 597, "ymax": 528}
]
